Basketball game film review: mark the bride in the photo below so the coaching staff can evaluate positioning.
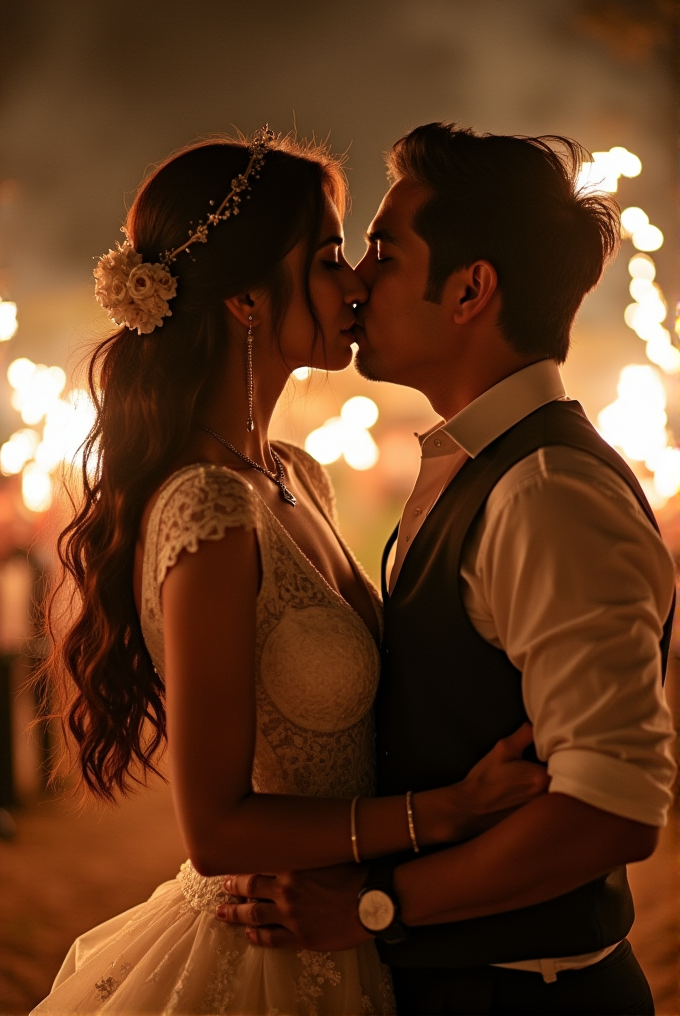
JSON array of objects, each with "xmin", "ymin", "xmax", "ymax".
[{"xmin": 33, "ymin": 128, "xmax": 548, "ymax": 1015}]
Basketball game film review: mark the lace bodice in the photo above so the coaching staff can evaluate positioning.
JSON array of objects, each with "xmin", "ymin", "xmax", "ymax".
[{"xmin": 140, "ymin": 444, "xmax": 381, "ymax": 804}]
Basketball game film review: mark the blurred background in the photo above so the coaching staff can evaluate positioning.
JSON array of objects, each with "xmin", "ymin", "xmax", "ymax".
[{"xmin": 0, "ymin": 0, "xmax": 677, "ymax": 1012}]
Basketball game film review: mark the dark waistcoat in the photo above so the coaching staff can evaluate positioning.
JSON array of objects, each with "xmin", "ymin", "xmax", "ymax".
[{"xmin": 376, "ymin": 399, "xmax": 673, "ymax": 969}]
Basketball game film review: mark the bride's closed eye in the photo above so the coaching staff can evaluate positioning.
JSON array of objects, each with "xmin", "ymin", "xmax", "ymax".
[{"xmin": 317, "ymin": 241, "xmax": 344, "ymax": 271}]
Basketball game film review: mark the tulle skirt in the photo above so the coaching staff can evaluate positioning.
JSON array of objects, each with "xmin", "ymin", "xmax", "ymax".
[{"xmin": 31, "ymin": 862, "xmax": 395, "ymax": 1016}]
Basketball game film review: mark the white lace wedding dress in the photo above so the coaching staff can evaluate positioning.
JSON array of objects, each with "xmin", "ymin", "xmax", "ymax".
[{"xmin": 33, "ymin": 445, "xmax": 395, "ymax": 1016}]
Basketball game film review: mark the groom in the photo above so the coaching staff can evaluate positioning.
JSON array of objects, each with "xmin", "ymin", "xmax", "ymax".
[{"xmin": 219, "ymin": 123, "xmax": 677, "ymax": 1015}]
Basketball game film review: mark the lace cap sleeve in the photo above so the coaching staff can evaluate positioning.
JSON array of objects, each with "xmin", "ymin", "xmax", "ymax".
[
  {"xmin": 151, "ymin": 464, "xmax": 257, "ymax": 592},
  {"xmin": 279, "ymin": 443, "xmax": 338, "ymax": 525}
]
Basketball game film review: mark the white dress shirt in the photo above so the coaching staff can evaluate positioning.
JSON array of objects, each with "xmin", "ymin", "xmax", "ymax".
[
  {"xmin": 386, "ymin": 360, "xmax": 677, "ymax": 979},
  {"xmin": 387, "ymin": 358, "xmax": 676, "ymax": 826},
  {"xmin": 389, "ymin": 359, "xmax": 566, "ymax": 592}
]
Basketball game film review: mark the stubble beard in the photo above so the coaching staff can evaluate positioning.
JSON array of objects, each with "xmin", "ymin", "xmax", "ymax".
[{"xmin": 353, "ymin": 345, "xmax": 386, "ymax": 383}]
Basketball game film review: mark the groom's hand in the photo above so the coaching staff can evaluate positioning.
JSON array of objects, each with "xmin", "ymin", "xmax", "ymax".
[{"xmin": 215, "ymin": 864, "xmax": 372, "ymax": 950}]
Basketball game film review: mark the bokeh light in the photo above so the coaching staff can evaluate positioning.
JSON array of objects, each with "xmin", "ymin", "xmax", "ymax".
[
  {"xmin": 607, "ymin": 147, "xmax": 642, "ymax": 178},
  {"xmin": 598, "ymin": 365, "xmax": 677, "ymax": 506},
  {"xmin": 617, "ymin": 200, "xmax": 678, "ymax": 376},
  {"xmin": 645, "ymin": 337, "xmax": 680, "ymax": 374},
  {"xmin": 305, "ymin": 396, "xmax": 380, "ymax": 471},
  {"xmin": 0, "ymin": 299, "xmax": 18, "ymax": 342},
  {"xmin": 649, "ymin": 447, "xmax": 680, "ymax": 500},
  {"xmin": 620, "ymin": 206, "xmax": 649, "ymax": 234},
  {"xmin": 291, "ymin": 367, "xmax": 311, "ymax": 380},
  {"xmin": 9, "ymin": 361, "xmax": 67, "ymax": 426},
  {"xmin": 21, "ymin": 462, "xmax": 52, "ymax": 513},
  {"xmin": 628, "ymin": 253, "xmax": 656, "ymax": 281},
  {"xmin": 0, "ymin": 429, "xmax": 40, "ymax": 476},
  {"xmin": 632, "ymin": 224, "xmax": 664, "ymax": 252},
  {"xmin": 342, "ymin": 428, "xmax": 379, "ymax": 471},
  {"xmin": 304, "ymin": 418, "xmax": 345, "ymax": 465},
  {"xmin": 340, "ymin": 395, "xmax": 380, "ymax": 430},
  {"xmin": 4, "ymin": 358, "xmax": 96, "ymax": 511},
  {"xmin": 577, "ymin": 147, "xmax": 642, "ymax": 195}
]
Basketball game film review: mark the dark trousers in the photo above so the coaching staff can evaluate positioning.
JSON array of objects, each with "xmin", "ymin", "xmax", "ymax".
[{"xmin": 390, "ymin": 940, "xmax": 654, "ymax": 1015}]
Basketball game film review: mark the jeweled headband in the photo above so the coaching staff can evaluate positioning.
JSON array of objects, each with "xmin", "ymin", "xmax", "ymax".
[{"xmin": 93, "ymin": 126, "xmax": 276, "ymax": 335}]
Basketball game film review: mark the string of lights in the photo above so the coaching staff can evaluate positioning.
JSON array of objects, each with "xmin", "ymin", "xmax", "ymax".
[{"xmin": 578, "ymin": 147, "xmax": 680, "ymax": 508}]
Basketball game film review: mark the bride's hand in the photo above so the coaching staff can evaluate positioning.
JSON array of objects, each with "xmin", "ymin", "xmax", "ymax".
[{"xmin": 417, "ymin": 722, "xmax": 550, "ymax": 845}]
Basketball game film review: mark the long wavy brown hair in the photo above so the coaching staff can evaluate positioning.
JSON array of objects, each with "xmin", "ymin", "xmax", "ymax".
[{"xmin": 47, "ymin": 133, "xmax": 346, "ymax": 800}]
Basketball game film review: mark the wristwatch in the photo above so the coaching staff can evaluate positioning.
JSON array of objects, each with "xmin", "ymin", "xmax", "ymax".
[{"xmin": 357, "ymin": 857, "xmax": 408, "ymax": 944}]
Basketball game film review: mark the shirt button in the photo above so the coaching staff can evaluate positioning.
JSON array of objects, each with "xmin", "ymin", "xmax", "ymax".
[
  {"xmin": 414, "ymin": 508, "xmax": 422, "ymax": 516},
  {"xmin": 405, "ymin": 535, "xmax": 411, "ymax": 541},
  {"xmin": 434, "ymin": 439, "xmax": 442, "ymax": 448}
]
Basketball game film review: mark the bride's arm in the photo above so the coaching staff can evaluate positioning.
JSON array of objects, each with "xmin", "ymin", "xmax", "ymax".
[{"xmin": 163, "ymin": 526, "xmax": 546, "ymax": 877}]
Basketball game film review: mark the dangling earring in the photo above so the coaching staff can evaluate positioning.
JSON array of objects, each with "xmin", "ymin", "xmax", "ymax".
[{"xmin": 246, "ymin": 314, "xmax": 254, "ymax": 433}]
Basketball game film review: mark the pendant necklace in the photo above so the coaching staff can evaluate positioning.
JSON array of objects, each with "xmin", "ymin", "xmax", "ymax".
[{"xmin": 198, "ymin": 425, "xmax": 297, "ymax": 506}]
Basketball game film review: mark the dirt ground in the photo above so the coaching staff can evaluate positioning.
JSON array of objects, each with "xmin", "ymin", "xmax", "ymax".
[{"xmin": 0, "ymin": 774, "xmax": 678, "ymax": 1016}]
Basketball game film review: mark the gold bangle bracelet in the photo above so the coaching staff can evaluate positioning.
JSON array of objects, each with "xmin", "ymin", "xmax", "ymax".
[
  {"xmin": 405, "ymin": 790, "xmax": 420, "ymax": 854},
  {"xmin": 350, "ymin": 795, "xmax": 362, "ymax": 863}
]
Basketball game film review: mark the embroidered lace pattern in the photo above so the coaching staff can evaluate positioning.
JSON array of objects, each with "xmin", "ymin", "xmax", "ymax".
[
  {"xmin": 176, "ymin": 860, "xmax": 234, "ymax": 915},
  {"xmin": 93, "ymin": 977, "xmax": 119, "ymax": 1003},
  {"xmin": 201, "ymin": 942, "xmax": 241, "ymax": 1015},
  {"xmin": 93, "ymin": 960, "xmax": 133, "ymax": 1003},
  {"xmin": 296, "ymin": 951, "xmax": 341, "ymax": 1016}
]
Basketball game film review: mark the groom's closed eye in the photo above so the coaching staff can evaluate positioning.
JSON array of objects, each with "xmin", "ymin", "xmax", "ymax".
[{"xmin": 365, "ymin": 231, "xmax": 396, "ymax": 264}]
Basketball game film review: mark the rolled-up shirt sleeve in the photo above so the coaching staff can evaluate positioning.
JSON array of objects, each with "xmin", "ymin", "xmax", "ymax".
[{"xmin": 461, "ymin": 445, "xmax": 677, "ymax": 827}]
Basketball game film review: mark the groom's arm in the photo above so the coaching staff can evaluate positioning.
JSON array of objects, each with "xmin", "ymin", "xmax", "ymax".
[
  {"xmin": 463, "ymin": 448, "xmax": 676, "ymax": 833},
  {"xmin": 217, "ymin": 792, "xmax": 656, "ymax": 950},
  {"xmin": 394, "ymin": 792, "xmax": 657, "ymax": 927}
]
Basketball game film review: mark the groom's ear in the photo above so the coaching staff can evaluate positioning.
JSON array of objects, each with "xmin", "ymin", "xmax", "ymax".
[{"xmin": 447, "ymin": 261, "xmax": 498, "ymax": 325}]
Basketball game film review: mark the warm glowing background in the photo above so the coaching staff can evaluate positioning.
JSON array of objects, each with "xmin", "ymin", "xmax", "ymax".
[{"xmin": 0, "ymin": 1, "xmax": 677, "ymax": 1013}]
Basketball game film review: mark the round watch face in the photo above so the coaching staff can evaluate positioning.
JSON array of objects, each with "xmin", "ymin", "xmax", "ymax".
[{"xmin": 358, "ymin": 889, "xmax": 396, "ymax": 932}]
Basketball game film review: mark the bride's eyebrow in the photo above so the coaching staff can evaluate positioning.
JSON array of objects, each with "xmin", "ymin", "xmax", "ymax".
[{"xmin": 315, "ymin": 234, "xmax": 344, "ymax": 250}]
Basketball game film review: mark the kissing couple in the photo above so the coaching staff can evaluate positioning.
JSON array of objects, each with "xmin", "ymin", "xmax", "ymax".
[{"xmin": 34, "ymin": 122, "xmax": 676, "ymax": 1016}]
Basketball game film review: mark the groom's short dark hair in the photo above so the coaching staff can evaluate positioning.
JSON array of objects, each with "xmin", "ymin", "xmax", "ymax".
[{"xmin": 387, "ymin": 122, "xmax": 620, "ymax": 363}]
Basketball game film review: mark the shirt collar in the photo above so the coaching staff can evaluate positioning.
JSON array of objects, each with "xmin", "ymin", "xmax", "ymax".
[{"xmin": 419, "ymin": 359, "xmax": 567, "ymax": 459}]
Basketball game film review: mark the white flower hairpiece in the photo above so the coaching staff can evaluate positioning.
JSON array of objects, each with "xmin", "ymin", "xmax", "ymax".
[
  {"xmin": 94, "ymin": 244, "xmax": 178, "ymax": 335},
  {"xmin": 94, "ymin": 126, "xmax": 276, "ymax": 335}
]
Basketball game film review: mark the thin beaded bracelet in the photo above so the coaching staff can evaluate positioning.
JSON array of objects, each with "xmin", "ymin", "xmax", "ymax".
[
  {"xmin": 406, "ymin": 790, "xmax": 420, "ymax": 853},
  {"xmin": 350, "ymin": 795, "xmax": 362, "ymax": 863}
]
